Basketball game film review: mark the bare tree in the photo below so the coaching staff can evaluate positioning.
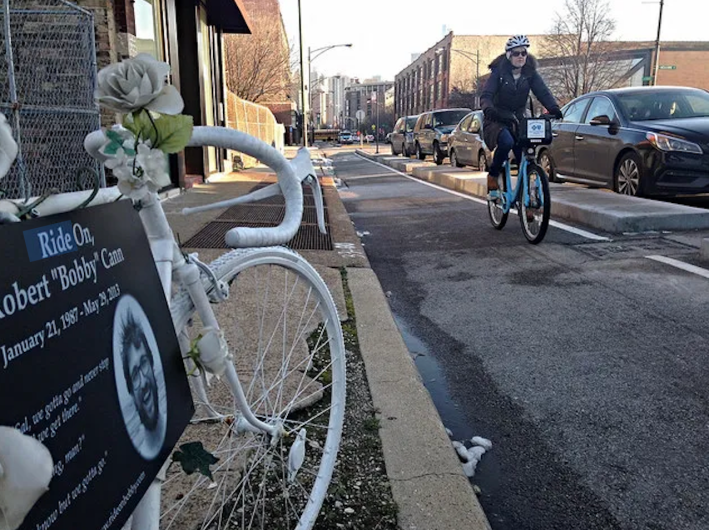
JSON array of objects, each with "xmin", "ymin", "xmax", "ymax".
[
  {"xmin": 543, "ymin": 0, "xmax": 625, "ymax": 103},
  {"xmin": 223, "ymin": 24, "xmax": 291, "ymax": 103}
]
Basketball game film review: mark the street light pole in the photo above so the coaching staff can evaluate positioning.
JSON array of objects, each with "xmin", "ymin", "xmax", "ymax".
[
  {"xmin": 652, "ymin": 0, "xmax": 665, "ymax": 86},
  {"xmin": 297, "ymin": 0, "xmax": 307, "ymax": 147},
  {"xmin": 306, "ymin": 43, "xmax": 352, "ymax": 144},
  {"xmin": 448, "ymin": 48, "xmax": 481, "ymax": 107}
]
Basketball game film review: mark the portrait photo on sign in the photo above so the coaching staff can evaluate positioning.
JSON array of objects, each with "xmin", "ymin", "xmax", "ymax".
[{"xmin": 112, "ymin": 294, "xmax": 168, "ymax": 461}]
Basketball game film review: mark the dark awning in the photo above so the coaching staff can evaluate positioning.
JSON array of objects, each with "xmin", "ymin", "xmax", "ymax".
[{"xmin": 206, "ymin": 0, "xmax": 252, "ymax": 34}]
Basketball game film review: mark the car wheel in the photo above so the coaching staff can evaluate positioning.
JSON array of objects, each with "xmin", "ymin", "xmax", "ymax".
[
  {"xmin": 433, "ymin": 142, "xmax": 444, "ymax": 165},
  {"xmin": 450, "ymin": 149, "xmax": 463, "ymax": 168},
  {"xmin": 615, "ymin": 152, "xmax": 645, "ymax": 197},
  {"xmin": 538, "ymin": 150, "xmax": 557, "ymax": 182},
  {"xmin": 416, "ymin": 143, "xmax": 425, "ymax": 160},
  {"xmin": 478, "ymin": 151, "xmax": 488, "ymax": 172}
]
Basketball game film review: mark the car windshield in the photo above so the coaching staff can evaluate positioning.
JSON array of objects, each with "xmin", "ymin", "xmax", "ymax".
[
  {"xmin": 432, "ymin": 110, "xmax": 470, "ymax": 127},
  {"xmin": 616, "ymin": 90, "xmax": 709, "ymax": 121}
]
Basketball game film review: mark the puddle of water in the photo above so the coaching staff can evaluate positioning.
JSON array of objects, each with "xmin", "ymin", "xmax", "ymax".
[
  {"xmin": 392, "ymin": 314, "xmax": 472, "ymax": 441},
  {"xmin": 392, "ymin": 313, "xmax": 504, "ymax": 497}
]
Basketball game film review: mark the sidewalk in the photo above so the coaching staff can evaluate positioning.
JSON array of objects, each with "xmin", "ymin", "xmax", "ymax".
[
  {"xmin": 161, "ymin": 154, "xmax": 491, "ymax": 530},
  {"xmin": 356, "ymin": 150, "xmax": 709, "ymax": 235}
]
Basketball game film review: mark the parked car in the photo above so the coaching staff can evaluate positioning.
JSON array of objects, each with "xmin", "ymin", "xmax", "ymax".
[
  {"xmin": 338, "ymin": 130, "xmax": 353, "ymax": 144},
  {"xmin": 413, "ymin": 108, "xmax": 471, "ymax": 164},
  {"xmin": 537, "ymin": 86, "xmax": 709, "ymax": 197},
  {"xmin": 391, "ymin": 115, "xmax": 419, "ymax": 156},
  {"xmin": 365, "ymin": 134, "xmax": 375, "ymax": 142},
  {"xmin": 447, "ymin": 111, "xmax": 492, "ymax": 171}
]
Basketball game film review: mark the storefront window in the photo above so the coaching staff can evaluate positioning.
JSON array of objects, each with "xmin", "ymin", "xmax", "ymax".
[{"xmin": 135, "ymin": 0, "xmax": 164, "ymax": 61}]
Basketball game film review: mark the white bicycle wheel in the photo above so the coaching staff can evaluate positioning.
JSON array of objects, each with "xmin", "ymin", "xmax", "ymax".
[{"xmin": 164, "ymin": 247, "xmax": 346, "ymax": 530}]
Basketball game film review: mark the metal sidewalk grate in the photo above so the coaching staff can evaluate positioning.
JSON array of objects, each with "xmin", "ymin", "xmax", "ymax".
[
  {"xmin": 182, "ymin": 220, "xmax": 333, "ymax": 250},
  {"xmin": 217, "ymin": 204, "xmax": 324, "ymax": 225}
]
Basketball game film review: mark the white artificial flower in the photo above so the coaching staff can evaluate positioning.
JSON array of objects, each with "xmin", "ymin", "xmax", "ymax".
[
  {"xmin": 0, "ymin": 113, "xmax": 18, "ymax": 180},
  {"xmin": 102, "ymin": 147, "xmax": 146, "ymax": 200},
  {"xmin": 95, "ymin": 53, "xmax": 184, "ymax": 115},
  {"xmin": 117, "ymin": 173, "xmax": 151, "ymax": 200},
  {"xmin": 103, "ymin": 147, "xmax": 132, "ymax": 172},
  {"xmin": 135, "ymin": 143, "xmax": 170, "ymax": 190}
]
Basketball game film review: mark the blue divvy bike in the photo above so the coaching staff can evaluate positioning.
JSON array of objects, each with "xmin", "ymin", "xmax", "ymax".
[{"xmin": 487, "ymin": 115, "xmax": 555, "ymax": 244}]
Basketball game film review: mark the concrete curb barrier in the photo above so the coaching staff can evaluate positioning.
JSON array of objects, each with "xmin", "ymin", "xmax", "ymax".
[
  {"xmin": 347, "ymin": 268, "xmax": 491, "ymax": 530},
  {"xmin": 356, "ymin": 150, "xmax": 709, "ymax": 234}
]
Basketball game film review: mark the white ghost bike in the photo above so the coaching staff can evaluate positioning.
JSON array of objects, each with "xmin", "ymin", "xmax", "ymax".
[{"xmin": 2, "ymin": 126, "xmax": 346, "ymax": 530}]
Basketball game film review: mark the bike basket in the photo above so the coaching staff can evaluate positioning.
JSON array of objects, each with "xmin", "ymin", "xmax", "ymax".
[{"xmin": 519, "ymin": 118, "xmax": 553, "ymax": 146}]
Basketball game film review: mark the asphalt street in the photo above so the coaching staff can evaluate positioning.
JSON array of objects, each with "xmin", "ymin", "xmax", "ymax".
[{"xmin": 331, "ymin": 149, "xmax": 709, "ymax": 530}]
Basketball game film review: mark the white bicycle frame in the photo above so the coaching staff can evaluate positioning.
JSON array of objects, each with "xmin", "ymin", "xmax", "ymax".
[{"xmin": 1, "ymin": 126, "xmax": 326, "ymax": 530}]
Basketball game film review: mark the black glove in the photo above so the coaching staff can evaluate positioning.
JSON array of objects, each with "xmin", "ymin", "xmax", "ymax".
[
  {"xmin": 497, "ymin": 108, "xmax": 519, "ymax": 126},
  {"xmin": 483, "ymin": 107, "xmax": 499, "ymax": 121},
  {"xmin": 549, "ymin": 107, "xmax": 563, "ymax": 119}
]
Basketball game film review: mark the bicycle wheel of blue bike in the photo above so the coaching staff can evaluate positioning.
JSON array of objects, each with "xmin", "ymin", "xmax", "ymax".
[
  {"xmin": 487, "ymin": 175, "xmax": 508, "ymax": 229},
  {"xmin": 165, "ymin": 247, "xmax": 346, "ymax": 530},
  {"xmin": 519, "ymin": 163, "xmax": 551, "ymax": 244}
]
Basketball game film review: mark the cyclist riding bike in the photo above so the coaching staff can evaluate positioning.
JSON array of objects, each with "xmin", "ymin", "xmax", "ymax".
[{"xmin": 481, "ymin": 35, "xmax": 563, "ymax": 195}]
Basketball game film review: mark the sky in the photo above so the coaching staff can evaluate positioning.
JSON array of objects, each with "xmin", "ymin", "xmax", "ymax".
[{"xmin": 278, "ymin": 0, "xmax": 709, "ymax": 81}]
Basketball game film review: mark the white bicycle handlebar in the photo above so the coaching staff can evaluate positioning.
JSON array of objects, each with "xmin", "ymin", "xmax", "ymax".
[
  {"xmin": 0, "ymin": 127, "xmax": 320, "ymax": 250},
  {"xmin": 184, "ymin": 127, "xmax": 305, "ymax": 248},
  {"xmin": 84, "ymin": 126, "xmax": 316, "ymax": 248}
]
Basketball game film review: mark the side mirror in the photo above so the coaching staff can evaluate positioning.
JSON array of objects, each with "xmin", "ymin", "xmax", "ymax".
[{"xmin": 590, "ymin": 115, "xmax": 612, "ymax": 126}]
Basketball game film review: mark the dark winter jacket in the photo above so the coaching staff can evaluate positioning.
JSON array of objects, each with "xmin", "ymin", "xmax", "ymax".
[{"xmin": 480, "ymin": 53, "xmax": 559, "ymax": 150}]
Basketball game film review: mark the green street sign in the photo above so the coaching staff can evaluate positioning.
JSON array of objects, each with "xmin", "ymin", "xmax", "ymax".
[
  {"xmin": 658, "ymin": 65, "xmax": 676, "ymax": 70},
  {"xmin": 642, "ymin": 76, "xmax": 652, "ymax": 82}
]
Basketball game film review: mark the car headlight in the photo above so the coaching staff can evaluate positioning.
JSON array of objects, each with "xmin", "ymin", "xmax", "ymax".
[
  {"xmin": 440, "ymin": 134, "xmax": 449, "ymax": 143},
  {"xmin": 646, "ymin": 132, "xmax": 703, "ymax": 154}
]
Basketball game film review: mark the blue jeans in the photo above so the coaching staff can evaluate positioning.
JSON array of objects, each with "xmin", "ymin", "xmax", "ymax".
[{"xmin": 489, "ymin": 128, "xmax": 523, "ymax": 178}]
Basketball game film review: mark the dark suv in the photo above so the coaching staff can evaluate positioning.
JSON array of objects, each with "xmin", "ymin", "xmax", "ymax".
[{"xmin": 413, "ymin": 108, "xmax": 471, "ymax": 164}]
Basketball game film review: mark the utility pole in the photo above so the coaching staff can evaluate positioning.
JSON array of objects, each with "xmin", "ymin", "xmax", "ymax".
[
  {"xmin": 375, "ymin": 90, "xmax": 380, "ymax": 154},
  {"xmin": 652, "ymin": 0, "xmax": 665, "ymax": 86},
  {"xmin": 474, "ymin": 49, "xmax": 481, "ymax": 108},
  {"xmin": 298, "ymin": 0, "xmax": 308, "ymax": 147}
]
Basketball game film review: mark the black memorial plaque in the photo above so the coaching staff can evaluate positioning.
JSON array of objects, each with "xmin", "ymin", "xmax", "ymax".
[{"xmin": 0, "ymin": 200, "xmax": 194, "ymax": 530}]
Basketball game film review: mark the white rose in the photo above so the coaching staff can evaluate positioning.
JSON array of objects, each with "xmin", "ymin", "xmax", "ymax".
[
  {"xmin": 0, "ymin": 113, "xmax": 18, "ymax": 180},
  {"xmin": 95, "ymin": 54, "xmax": 184, "ymax": 115}
]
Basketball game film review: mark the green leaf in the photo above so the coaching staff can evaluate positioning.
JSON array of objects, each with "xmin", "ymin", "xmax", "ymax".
[
  {"xmin": 106, "ymin": 129, "xmax": 124, "ymax": 144},
  {"xmin": 153, "ymin": 114, "xmax": 193, "ymax": 154},
  {"xmin": 103, "ymin": 142, "xmax": 120, "ymax": 156},
  {"xmin": 172, "ymin": 441, "xmax": 219, "ymax": 480}
]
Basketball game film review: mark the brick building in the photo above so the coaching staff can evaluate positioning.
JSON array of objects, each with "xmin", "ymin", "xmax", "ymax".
[
  {"xmin": 536, "ymin": 41, "xmax": 709, "ymax": 105},
  {"xmin": 394, "ymin": 32, "xmax": 555, "ymax": 117},
  {"xmin": 344, "ymin": 80, "xmax": 394, "ymax": 130}
]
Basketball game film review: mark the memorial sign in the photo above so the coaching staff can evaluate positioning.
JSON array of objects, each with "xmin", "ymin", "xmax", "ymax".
[{"xmin": 0, "ymin": 200, "xmax": 194, "ymax": 530}]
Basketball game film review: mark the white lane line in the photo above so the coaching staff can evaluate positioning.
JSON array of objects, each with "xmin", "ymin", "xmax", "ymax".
[
  {"xmin": 355, "ymin": 154, "xmax": 610, "ymax": 242},
  {"xmin": 343, "ymin": 172, "xmax": 398, "ymax": 180},
  {"xmin": 646, "ymin": 255, "xmax": 709, "ymax": 279}
]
